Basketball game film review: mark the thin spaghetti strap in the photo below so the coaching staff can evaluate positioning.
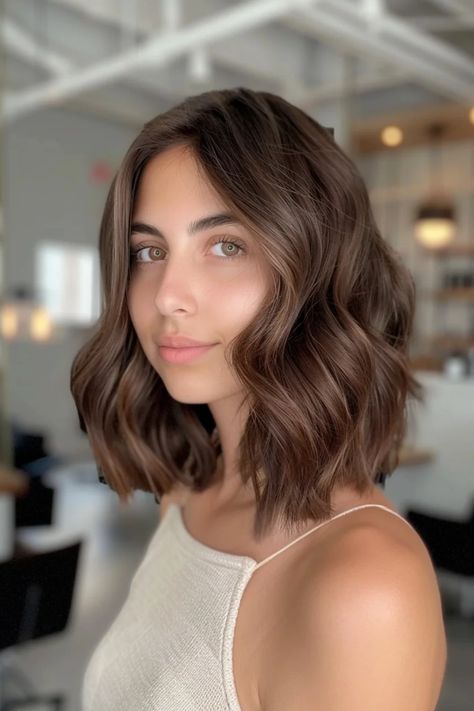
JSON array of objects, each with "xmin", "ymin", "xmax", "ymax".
[{"xmin": 254, "ymin": 504, "xmax": 413, "ymax": 570}]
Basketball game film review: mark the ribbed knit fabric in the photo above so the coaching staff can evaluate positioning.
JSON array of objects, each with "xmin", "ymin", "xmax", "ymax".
[{"xmin": 82, "ymin": 502, "xmax": 413, "ymax": 711}]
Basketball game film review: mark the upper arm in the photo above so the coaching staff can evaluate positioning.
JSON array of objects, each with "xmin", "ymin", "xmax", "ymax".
[{"xmin": 263, "ymin": 527, "xmax": 447, "ymax": 711}]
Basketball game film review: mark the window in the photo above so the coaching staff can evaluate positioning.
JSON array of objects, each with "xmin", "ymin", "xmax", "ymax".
[{"xmin": 35, "ymin": 242, "xmax": 100, "ymax": 325}]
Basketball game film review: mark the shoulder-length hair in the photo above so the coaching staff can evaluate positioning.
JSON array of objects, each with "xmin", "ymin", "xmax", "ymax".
[{"xmin": 70, "ymin": 87, "xmax": 423, "ymax": 539}]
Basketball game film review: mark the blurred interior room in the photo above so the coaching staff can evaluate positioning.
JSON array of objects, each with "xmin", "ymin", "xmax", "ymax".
[{"xmin": 0, "ymin": 0, "xmax": 473, "ymax": 709}]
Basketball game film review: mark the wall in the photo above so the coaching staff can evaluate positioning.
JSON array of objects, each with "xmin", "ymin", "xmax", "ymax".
[{"xmin": 3, "ymin": 106, "xmax": 136, "ymax": 457}]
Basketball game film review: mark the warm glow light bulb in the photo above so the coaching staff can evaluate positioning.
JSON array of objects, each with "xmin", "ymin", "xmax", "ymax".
[
  {"xmin": 30, "ymin": 306, "xmax": 54, "ymax": 341},
  {"xmin": 414, "ymin": 218, "xmax": 456, "ymax": 249},
  {"xmin": 0, "ymin": 305, "xmax": 19, "ymax": 339},
  {"xmin": 381, "ymin": 125, "xmax": 403, "ymax": 147},
  {"xmin": 469, "ymin": 107, "xmax": 474, "ymax": 125}
]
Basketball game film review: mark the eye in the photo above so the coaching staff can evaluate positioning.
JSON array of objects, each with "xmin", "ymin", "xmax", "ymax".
[
  {"xmin": 209, "ymin": 236, "xmax": 246, "ymax": 260},
  {"xmin": 130, "ymin": 244, "xmax": 164, "ymax": 263}
]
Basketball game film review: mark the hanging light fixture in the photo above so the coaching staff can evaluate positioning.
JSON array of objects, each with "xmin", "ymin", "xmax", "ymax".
[
  {"xmin": 0, "ymin": 286, "xmax": 54, "ymax": 342},
  {"xmin": 414, "ymin": 123, "xmax": 456, "ymax": 249}
]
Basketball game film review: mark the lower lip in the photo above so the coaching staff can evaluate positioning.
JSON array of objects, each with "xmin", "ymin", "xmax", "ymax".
[{"xmin": 159, "ymin": 344, "xmax": 216, "ymax": 363}]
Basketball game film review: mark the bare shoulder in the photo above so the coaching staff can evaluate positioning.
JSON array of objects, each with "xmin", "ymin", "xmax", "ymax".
[{"xmin": 261, "ymin": 510, "xmax": 447, "ymax": 711}]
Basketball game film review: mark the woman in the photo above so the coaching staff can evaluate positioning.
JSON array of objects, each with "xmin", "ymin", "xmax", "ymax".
[{"xmin": 72, "ymin": 87, "xmax": 447, "ymax": 710}]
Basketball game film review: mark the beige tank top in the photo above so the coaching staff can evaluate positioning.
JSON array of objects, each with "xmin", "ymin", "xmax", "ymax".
[{"xmin": 82, "ymin": 502, "xmax": 414, "ymax": 711}]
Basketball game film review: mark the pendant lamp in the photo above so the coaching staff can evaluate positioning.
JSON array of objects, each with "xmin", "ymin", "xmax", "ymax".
[{"xmin": 414, "ymin": 123, "xmax": 456, "ymax": 250}]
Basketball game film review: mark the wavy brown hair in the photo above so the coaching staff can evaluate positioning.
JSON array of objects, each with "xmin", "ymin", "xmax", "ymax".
[{"xmin": 70, "ymin": 87, "xmax": 423, "ymax": 539}]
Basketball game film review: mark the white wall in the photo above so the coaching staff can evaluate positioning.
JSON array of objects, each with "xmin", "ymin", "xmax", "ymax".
[{"xmin": 3, "ymin": 106, "xmax": 137, "ymax": 458}]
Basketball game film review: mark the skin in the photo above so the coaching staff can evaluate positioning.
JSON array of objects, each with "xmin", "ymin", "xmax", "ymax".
[{"xmin": 128, "ymin": 144, "xmax": 447, "ymax": 710}]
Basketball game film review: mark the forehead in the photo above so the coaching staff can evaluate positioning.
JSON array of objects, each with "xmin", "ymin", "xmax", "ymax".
[{"xmin": 133, "ymin": 146, "xmax": 224, "ymax": 214}]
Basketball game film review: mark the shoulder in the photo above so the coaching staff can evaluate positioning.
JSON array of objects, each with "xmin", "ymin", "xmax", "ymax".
[
  {"xmin": 303, "ymin": 512, "xmax": 444, "ymax": 631},
  {"xmin": 262, "ymin": 510, "xmax": 447, "ymax": 711}
]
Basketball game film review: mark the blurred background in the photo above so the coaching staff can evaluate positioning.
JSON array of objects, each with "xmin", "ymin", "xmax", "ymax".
[{"xmin": 0, "ymin": 1, "xmax": 473, "ymax": 709}]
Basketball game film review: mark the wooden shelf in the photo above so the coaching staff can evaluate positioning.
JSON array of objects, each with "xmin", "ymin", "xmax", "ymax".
[
  {"xmin": 426, "ymin": 244, "xmax": 474, "ymax": 257},
  {"xmin": 409, "ymin": 355, "xmax": 443, "ymax": 372},
  {"xmin": 398, "ymin": 445, "xmax": 435, "ymax": 467},
  {"xmin": 433, "ymin": 287, "xmax": 474, "ymax": 301},
  {"xmin": 0, "ymin": 464, "xmax": 30, "ymax": 495},
  {"xmin": 429, "ymin": 335, "xmax": 474, "ymax": 350}
]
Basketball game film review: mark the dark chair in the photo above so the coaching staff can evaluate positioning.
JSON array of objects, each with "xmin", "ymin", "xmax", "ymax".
[
  {"xmin": 406, "ymin": 502, "xmax": 474, "ymax": 616},
  {"xmin": 0, "ymin": 540, "xmax": 83, "ymax": 710},
  {"xmin": 406, "ymin": 503, "xmax": 474, "ymax": 576},
  {"xmin": 14, "ymin": 479, "xmax": 55, "ymax": 529},
  {"xmin": 9, "ymin": 420, "xmax": 63, "ymax": 529}
]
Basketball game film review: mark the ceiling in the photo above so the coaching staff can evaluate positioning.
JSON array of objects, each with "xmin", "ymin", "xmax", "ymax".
[{"xmin": 2, "ymin": 0, "xmax": 474, "ymax": 133}]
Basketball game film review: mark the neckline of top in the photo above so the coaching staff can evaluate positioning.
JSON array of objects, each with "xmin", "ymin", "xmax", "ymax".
[
  {"xmin": 168, "ymin": 502, "xmax": 257, "ymax": 568},
  {"xmin": 166, "ymin": 501, "xmax": 412, "ymax": 571}
]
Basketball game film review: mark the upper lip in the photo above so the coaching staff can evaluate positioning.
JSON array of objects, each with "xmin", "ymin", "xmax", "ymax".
[{"xmin": 158, "ymin": 335, "xmax": 216, "ymax": 348}]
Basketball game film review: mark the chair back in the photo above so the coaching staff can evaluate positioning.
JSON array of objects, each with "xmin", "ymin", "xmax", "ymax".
[{"xmin": 0, "ymin": 541, "xmax": 82, "ymax": 651}]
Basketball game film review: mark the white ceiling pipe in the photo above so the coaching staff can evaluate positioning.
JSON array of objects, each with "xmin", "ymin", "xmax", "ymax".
[
  {"xmin": 285, "ymin": 2, "xmax": 474, "ymax": 101},
  {"xmin": 413, "ymin": 16, "xmax": 474, "ymax": 31},
  {"xmin": 328, "ymin": 0, "xmax": 474, "ymax": 78},
  {"xmin": 161, "ymin": 0, "xmax": 182, "ymax": 32},
  {"xmin": 119, "ymin": 0, "xmax": 139, "ymax": 51},
  {"xmin": 291, "ymin": 68, "xmax": 409, "ymax": 108},
  {"xmin": 429, "ymin": 0, "xmax": 474, "ymax": 15},
  {"xmin": 188, "ymin": 47, "xmax": 212, "ymax": 84},
  {"xmin": 2, "ymin": 9, "xmax": 406, "ymax": 118},
  {"xmin": 2, "ymin": 0, "xmax": 317, "ymax": 123},
  {"xmin": 1, "ymin": 18, "xmax": 73, "ymax": 75}
]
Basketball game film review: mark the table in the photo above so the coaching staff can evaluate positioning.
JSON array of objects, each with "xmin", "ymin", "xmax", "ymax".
[{"xmin": 0, "ymin": 464, "xmax": 30, "ymax": 496}]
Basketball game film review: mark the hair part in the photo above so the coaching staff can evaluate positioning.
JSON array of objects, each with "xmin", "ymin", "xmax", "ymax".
[{"xmin": 70, "ymin": 87, "xmax": 423, "ymax": 540}]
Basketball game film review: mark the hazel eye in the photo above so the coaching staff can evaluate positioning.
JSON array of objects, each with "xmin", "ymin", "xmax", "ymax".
[
  {"xmin": 209, "ymin": 237, "xmax": 246, "ymax": 260},
  {"xmin": 130, "ymin": 246, "xmax": 164, "ymax": 263}
]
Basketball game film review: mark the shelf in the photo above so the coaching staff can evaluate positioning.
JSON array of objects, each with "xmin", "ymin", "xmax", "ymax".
[
  {"xmin": 0, "ymin": 464, "xmax": 30, "ymax": 495},
  {"xmin": 367, "ymin": 180, "xmax": 474, "ymax": 203},
  {"xmin": 429, "ymin": 335, "xmax": 474, "ymax": 350},
  {"xmin": 409, "ymin": 355, "xmax": 443, "ymax": 372},
  {"xmin": 398, "ymin": 445, "xmax": 435, "ymax": 467},
  {"xmin": 433, "ymin": 288, "xmax": 474, "ymax": 301},
  {"xmin": 425, "ymin": 244, "xmax": 474, "ymax": 257}
]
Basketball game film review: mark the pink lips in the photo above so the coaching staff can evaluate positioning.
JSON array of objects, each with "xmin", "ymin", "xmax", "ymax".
[{"xmin": 159, "ymin": 344, "xmax": 216, "ymax": 364}]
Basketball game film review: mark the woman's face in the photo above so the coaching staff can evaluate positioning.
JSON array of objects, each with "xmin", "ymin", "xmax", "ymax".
[{"xmin": 127, "ymin": 145, "xmax": 271, "ymax": 404}]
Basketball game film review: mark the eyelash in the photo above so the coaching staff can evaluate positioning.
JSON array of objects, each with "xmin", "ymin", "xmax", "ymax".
[{"xmin": 129, "ymin": 236, "xmax": 246, "ymax": 264}]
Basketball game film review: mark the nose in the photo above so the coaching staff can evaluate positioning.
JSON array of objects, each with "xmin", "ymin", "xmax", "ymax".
[{"xmin": 153, "ymin": 256, "xmax": 196, "ymax": 316}]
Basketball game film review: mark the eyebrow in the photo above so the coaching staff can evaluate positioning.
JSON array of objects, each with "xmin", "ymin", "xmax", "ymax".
[{"xmin": 130, "ymin": 213, "xmax": 242, "ymax": 240}]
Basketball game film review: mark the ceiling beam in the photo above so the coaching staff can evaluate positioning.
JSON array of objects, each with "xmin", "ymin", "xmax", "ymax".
[
  {"xmin": 4, "ymin": 0, "xmax": 474, "ymax": 124},
  {"xmin": 2, "ymin": 0, "xmax": 318, "ymax": 123},
  {"xmin": 283, "ymin": 0, "xmax": 474, "ymax": 101},
  {"xmin": 428, "ymin": 0, "xmax": 474, "ymax": 15},
  {"xmin": 1, "ymin": 17, "xmax": 73, "ymax": 76}
]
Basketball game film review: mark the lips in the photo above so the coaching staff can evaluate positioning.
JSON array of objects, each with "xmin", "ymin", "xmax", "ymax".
[
  {"xmin": 158, "ymin": 335, "xmax": 216, "ymax": 348},
  {"xmin": 159, "ymin": 343, "xmax": 216, "ymax": 364}
]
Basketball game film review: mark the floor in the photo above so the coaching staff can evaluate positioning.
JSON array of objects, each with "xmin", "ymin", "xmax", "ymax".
[{"xmin": 3, "ymin": 473, "xmax": 474, "ymax": 710}]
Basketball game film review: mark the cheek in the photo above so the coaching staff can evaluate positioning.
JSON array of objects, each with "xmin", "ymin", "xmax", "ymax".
[{"xmin": 215, "ymin": 276, "xmax": 267, "ymax": 339}]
